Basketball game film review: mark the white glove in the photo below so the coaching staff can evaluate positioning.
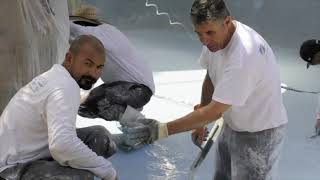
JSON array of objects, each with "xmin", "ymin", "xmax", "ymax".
[
  {"xmin": 119, "ymin": 106, "xmax": 168, "ymax": 148},
  {"xmin": 121, "ymin": 119, "xmax": 168, "ymax": 147},
  {"xmin": 119, "ymin": 105, "xmax": 145, "ymax": 123}
]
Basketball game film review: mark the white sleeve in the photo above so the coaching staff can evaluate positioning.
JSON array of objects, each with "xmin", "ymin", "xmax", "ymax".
[
  {"xmin": 212, "ymin": 65, "xmax": 256, "ymax": 106},
  {"xmin": 198, "ymin": 46, "xmax": 210, "ymax": 69},
  {"xmin": 46, "ymin": 88, "xmax": 116, "ymax": 179}
]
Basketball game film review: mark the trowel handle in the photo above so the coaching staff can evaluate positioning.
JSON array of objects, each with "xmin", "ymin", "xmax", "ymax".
[{"xmin": 200, "ymin": 139, "xmax": 213, "ymax": 158}]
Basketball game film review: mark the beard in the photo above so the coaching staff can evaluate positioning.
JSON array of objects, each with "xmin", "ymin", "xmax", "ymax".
[{"xmin": 77, "ymin": 75, "xmax": 97, "ymax": 90}]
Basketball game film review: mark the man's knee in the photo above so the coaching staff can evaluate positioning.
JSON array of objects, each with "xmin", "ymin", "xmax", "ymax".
[
  {"xmin": 127, "ymin": 85, "xmax": 152, "ymax": 108},
  {"xmin": 21, "ymin": 160, "xmax": 96, "ymax": 180},
  {"xmin": 22, "ymin": 170, "xmax": 95, "ymax": 180},
  {"xmin": 90, "ymin": 125, "xmax": 117, "ymax": 157}
]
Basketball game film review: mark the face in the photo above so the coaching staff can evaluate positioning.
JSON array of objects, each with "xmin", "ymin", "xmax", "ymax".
[
  {"xmin": 193, "ymin": 17, "xmax": 234, "ymax": 52},
  {"xmin": 311, "ymin": 51, "xmax": 320, "ymax": 65},
  {"xmin": 65, "ymin": 43, "xmax": 105, "ymax": 90}
]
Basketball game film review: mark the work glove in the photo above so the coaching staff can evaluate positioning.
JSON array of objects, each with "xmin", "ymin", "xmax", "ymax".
[
  {"xmin": 121, "ymin": 118, "xmax": 168, "ymax": 147},
  {"xmin": 119, "ymin": 105, "xmax": 145, "ymax": 124},
  {"xmin": 113, "ymin": 106, "xmax": 145, "ymax": 151}
]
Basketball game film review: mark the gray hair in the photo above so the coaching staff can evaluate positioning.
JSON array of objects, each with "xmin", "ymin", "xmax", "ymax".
[
  {"xmin": 69, "ymin": 34, "xmax": 105, "ymax": 58},
  {"xmin": 190, "ymin": 0, "xmax": 230, "ymax": 24}
]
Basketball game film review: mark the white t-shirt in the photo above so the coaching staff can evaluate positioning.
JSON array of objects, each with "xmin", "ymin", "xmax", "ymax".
[
  {"xmin": 70, "ymin": 22, "xmax": 155, "ymax": 94},
  {"xmin": 0, "ymin": 64, "xmax": 115, "ymax": 179},
  {"xmin": 199, "ymin": 21, "xmax": 288, "ymax": 132}
]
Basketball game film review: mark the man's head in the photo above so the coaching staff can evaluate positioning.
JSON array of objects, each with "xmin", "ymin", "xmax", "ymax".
[
  {"xmin": 190, "ymin": 0, "xmax": 234, "ymax": 52},
  {"xmin": 63, "ymin": 35, "xmax": 106, "ymax": 90},
  {"xmin": 300, "ymin": 39, "xmax": 320, "ymax": 68}
]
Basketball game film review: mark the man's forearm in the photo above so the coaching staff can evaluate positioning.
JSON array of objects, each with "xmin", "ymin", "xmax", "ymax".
[{"xmin": 167, "ymin": 101, "xmax": 229, "ymax": 135}]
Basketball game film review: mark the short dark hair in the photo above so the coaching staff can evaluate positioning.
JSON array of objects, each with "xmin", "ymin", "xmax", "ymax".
[
  {"xmin": 69, "ymin": 34, "xmax": 105, "ymax": 58},
  {"xmin": 300, "ymin": 39, "xmax": 320, "ymax": 68},
  {"xmin": 190, "ymin": 0, "xmax": 230, "ymax": 24}
]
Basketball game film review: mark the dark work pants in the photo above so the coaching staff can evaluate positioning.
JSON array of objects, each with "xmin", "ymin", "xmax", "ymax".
[
  {"xmin": 0, "ymin": 125, "xmax": 116, "ymax": 180},
  {"xmin": 78, "ymin": 81, "xmax": 153, "ymax": 121}
]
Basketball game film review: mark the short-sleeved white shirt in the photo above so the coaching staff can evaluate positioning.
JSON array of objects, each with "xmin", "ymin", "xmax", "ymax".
[{"xmin": 199, "ymin": 21, "xmax": 288, "ymax": 132}]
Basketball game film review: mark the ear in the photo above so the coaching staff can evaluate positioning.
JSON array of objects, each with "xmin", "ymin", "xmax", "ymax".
[
  {"xmin": 224, "ymin": 16, "xmax": 232, "ymax": 27},
  {"xmin": 64, "ymin": 51, "xmax": 73, "ymax": 66}
]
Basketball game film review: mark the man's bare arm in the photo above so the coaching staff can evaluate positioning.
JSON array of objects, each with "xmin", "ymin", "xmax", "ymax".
[
  {"xmin": 200, "ymin": 71, "xmax": 214, "ymax": 107},
  {"xmin": 167, "ymin": 100, "xmax": 230, "ymax": 135}
]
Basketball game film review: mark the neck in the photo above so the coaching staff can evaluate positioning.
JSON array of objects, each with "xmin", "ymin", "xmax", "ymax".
[
  {"xmin": 62, "ymin": 62, "xmax": 72, "ymax": 74},
  {"xmin": 62, "ymin": 61, "xmax": 67, "ymax": 68},
  {"xmin": 223, "ymin": 21, "xmax": 236, "ymax": 49}
]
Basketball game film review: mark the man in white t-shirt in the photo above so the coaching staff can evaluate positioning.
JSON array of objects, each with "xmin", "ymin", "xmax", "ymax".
[
  {"xmin": 122, "ymin": 0, "xmax": 288, "ymax": 179},
  {"xmin": 300, "ymin": 39, "xmax": 320, "ymax": 136},
  {"xmin": 0, "ymin": 35, "xmax": 117, "ymax": 180},
  {"xmin": 69, "ymin": 5, "xmax": 155, "ymax": 121}
]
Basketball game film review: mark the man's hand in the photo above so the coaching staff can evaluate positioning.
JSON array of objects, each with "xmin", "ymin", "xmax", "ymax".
[
  {"xmin": 191, "ymin": 104, "xmax": 209, "ymax": 148},
  {"xmin": 193, "ymin": 104, "xmax": 201, "ymax": 110},
  {"xmin": 315, "ymin": 119, "xmax": 320, "ymax": 136},
  {"xmin": 121, "ymin": 119, "xmax": 168, "ymax": 147},
  {"xmin": 102, "ymin": 168, "xmax": 117, "ymax": 180},
  {"xmin": 191, "ymin": 127, "xmax": 209, "ymax": 149}
]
